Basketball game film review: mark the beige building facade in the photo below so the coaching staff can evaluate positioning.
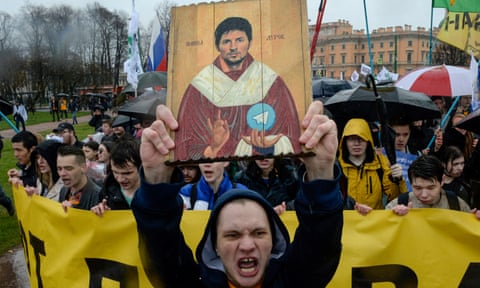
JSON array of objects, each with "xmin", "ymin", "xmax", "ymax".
[{"xmin": 310, "ymin": 20, "xmax": 439, "ymax": 79}]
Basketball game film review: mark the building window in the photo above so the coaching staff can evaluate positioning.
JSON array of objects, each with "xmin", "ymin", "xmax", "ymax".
[
  {"xmin": 408, "ymin": 40, "xmax": 413, "ymax": 47},
  {"xmin": 389, "ymin": 41, "xmax": 393, "ymax": 48},
  {"xmin": 371, "ymin": 43, "xmax": 374, "ymax": 48},
  {"xmin": 331, "ymin": 45, "xmax": 335, "ymax": 51},
  {"xmin": 354, "ymin": 55, "xmax": 357, "ymax": 64},
  {"xmin": 320, "ymin": 56, "xmax": 324, "ymax": 65},
  {"xmin": 361, "ymin": 44, "xmax": 365, "ymax": 49},
  {"xmin": 361, "ymin": 55, "xmax": 365, "ymax": 63},
  {"xmin": 355, "ymin": 44, "xmax": 358, "ymax": 49},
  {"xmin": 330, "ymin": 55, "xmax": 335, "ymax": 64},
  {"xmin": 380, "ymin": 42, "xmax": 384, "ymax": 48},
  {"xmin": 407, "ymin": 52, "xmax": 412, "ymax": 64},
  {"xmin": 342, "ymin": 44, "xmax": 346, "ymax": 49},
  {"xmin": 389, "ymin": 53, "xmax": 393, "ymax": 63},
  {"xmin": 342, "ymin": 55, "xmax": 346, "ymax": 64},
  {"xmin": 330, "ymin": 71, "xmax": 335, "ymax": 78},
  {"xmin": 320, "ymin": 47, "xmax": 324, "ymax": 53}
]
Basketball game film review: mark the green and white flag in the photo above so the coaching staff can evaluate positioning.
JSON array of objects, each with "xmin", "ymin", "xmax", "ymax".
[{"xmin": 433, "ymin": 0, "xmax": 480, "ymax": 12}]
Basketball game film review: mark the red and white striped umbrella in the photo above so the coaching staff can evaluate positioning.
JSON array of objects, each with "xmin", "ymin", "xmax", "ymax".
[{"xmin": 395, "ymin": 65, "xmax": 471, "ymax": 97}]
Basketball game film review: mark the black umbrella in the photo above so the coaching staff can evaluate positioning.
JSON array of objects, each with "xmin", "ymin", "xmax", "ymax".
[
  {"xmin": 118, "ymin": 89, "xmax": 166, "ymax": 120},
  {"xmin": 324, "ymin": 85, "xmax": 441, "ymax": 123},
  {"xmin": 0, "ymin": 97, "xmax": 13, "ymax": 115},
  {"xmin": 56, "ymin": 93, "xmax": 69, "ymax": 98},
  {"xmin": 137, "ymin": 71, "xmax": 167, "ymax": 91},
  {"xmin": 85, "ymin": 93, "xmax": 109, "ymax": 100},
  {"xmin": 454, "ymin": 107, "xmax": 480, "ymax": 135},
  {"xmin": 312, "ymin": 78, "xmax": 352, "ymax": 102}
]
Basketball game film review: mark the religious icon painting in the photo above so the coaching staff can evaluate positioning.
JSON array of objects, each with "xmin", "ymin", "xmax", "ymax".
[{"xmin": 166, "ymin": 0, "xmax": 312, "ymax": 164}]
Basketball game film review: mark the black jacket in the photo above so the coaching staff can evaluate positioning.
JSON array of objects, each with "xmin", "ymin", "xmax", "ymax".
[{"xmin": 132, "ymin": 165, "xmax": 344, "ymax": 287}]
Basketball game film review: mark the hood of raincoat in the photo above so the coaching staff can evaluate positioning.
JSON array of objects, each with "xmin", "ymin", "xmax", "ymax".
[{"xmin": 339, "ymin": 118, "xmax": 376, "ymax": 164}]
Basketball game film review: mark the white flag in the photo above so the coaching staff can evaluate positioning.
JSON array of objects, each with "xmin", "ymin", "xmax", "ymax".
[
  {"xmin": 123, "ymin": 9, "xmax": 143, "ymax": 90},
  {"xmin": 470, "ymin": 52, "xmax": 479, "ymax": 110},
  {"xmin": 360, "ymin": 63, "xmax": 372, "ymax": 76},
  {"xmin": 351, "ymin": 70, "xmax": 359, "ymax": 82}
]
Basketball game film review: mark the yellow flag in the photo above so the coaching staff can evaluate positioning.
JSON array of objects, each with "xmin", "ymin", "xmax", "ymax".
[{"xmin": 437, "ymin": 12, "xmax": 480, "ymax": 58}]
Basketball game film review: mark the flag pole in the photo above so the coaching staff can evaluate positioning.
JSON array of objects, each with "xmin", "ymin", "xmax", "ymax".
[
  {"xmin": 0, "ymin": 111, "xmax": 19, "ymax": 133},
  {"xmin": 310, "ymin": 0, "xmax": 327, "ymax": 64},
  {"xmin": 362, "ymin": 0, "xmax": 374, "ymax": 74},
  {"xmin": 133, "ymin": 0, "xmax": 137, "ymax": 98},
  {"xmin": 428, "ymin": 0, "xmax": 434, "ymax": 65}
]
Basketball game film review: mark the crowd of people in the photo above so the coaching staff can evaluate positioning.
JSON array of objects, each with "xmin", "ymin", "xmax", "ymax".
[{"xmin": 2, "ymin": 95, "xmax": 479, "ymax": 286}]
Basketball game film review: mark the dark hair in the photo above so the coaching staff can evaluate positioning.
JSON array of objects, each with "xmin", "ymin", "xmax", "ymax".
[
  {"xmin": 83, "ymin": 141, "xmax": 99, "ymax": 151},
  {"xmin": 110, "ymin": 139, "xmax": 141, "ymax": 169},
  {"xmin": 57, "ymin": 145, "xmax": 86, "ymax": 165},
  {"xmin": 102, "ymin": 119, "xmax": 112, "ymax": 126},
  {"xmin": 100, "ymin": 141, "xmax": 115, "ymax": 154},
  {"xmin": 11, "ymin": 131, "xmax": 38, "ymax": 150},
  {"xmin": 408, "ymin": 155, "xmax": 444, "ymax": 183},
  {"xmin": 441, "ymin": 146, "xmax": 464, "ymax": 175},
  {"xmin": 215, "ymin": 17, "xmax": 252, "ymax": 49}
]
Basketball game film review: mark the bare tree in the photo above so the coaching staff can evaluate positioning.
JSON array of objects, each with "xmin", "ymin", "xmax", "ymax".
[{"xmin": 0, "ymin": 12, "xmax": 14, "ymax": 50}]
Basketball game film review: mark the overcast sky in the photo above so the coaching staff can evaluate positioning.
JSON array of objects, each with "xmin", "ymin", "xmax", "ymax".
[{"xmin": 2, "ymin": 0, "xmax": 446, "ymax": 30}]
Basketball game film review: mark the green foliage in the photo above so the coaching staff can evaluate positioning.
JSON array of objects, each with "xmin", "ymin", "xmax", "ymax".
[
  {"xmin": 0, "ymin": 140, "xmax": 21, "ymax": 255},
  {"xmin": 0, "ymin": 111, "xmax": 90, "ymax": 130}
]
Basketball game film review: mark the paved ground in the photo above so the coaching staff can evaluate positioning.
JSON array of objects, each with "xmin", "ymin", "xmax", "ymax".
[
  {"xmin": 0, "ymin": 246, "xmax": 29, "ymax": 287},
  {"xmin": 1, "ymin": 114, "xmax": 92, "ymax": 139},
  {"xmin": 0, "ymin": 114, "xmax": 93, "ymax": 286}
]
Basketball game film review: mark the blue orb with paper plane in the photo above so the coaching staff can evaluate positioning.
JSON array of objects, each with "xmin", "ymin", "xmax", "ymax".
[{"xmin": 246, "ymin": 103, "xmax": 276, "ymax": 131}]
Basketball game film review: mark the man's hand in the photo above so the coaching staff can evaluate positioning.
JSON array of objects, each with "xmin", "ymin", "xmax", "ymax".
[
  {"xmin": 204, "ymin": 111, "xmax": 230, "ymax": 158},
  {"xmin": 273, "ymin": 201, "xmax": 286, "ymax": 215},
  {"xmin": 390, "ymin": 164, "xmax": 403, "ymax": 179},
  {"xmin": 392, "ymin": 202, "xmax": 412, "ymax": 216},
  {"xmin": 299, "ymin": 101, "xmax": 338, "ymax": 181},
  {"xmin": 140, "ymin": 105, "xmax": 178, "ymax": 184},
  {"xmin": 354, "ymin": 202, "xmax": 373, "ymax": 216},
  {"xmin": 24, "ymin": 186, "xmax": 39, "ymax": 197},
  {"xmin": 91, "ymin": 199, "xmax": 111, "ymax": 217}
]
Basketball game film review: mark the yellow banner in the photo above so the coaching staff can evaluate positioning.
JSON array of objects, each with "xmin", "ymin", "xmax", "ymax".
[
  {"xmin": 437, "ymin": 12, "xmax": 480, "ymax": 58},
  {"xmin": 13, "ymin": 185, "xmax": 480, "ymax": 287}
]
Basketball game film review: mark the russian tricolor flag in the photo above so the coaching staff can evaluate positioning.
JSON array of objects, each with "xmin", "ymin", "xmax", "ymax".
[{"xmin": 146, "ymin": 19, "xmax": 167, "ymax": 72}]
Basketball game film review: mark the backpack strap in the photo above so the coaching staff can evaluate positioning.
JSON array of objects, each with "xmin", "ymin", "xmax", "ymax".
[
  {"xmin": 444, "ymin": 190, "xmax": 460, "ymax": 211},
  {"xmin": 189, "ymin": 183, "xmax": 198, "ymax": 210},
  {"xmin": 397, "ymin": 192, "xmax": 410, "ymax": 206}
]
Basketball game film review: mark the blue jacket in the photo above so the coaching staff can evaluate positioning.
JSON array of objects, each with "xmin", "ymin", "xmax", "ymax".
[
  {"xmin": 180, "ymin": 172, "xmax": 247, "ymax": 210},
  {"xmin": 131, "ymin": 165, "xmax": 344, "ymax": 288}
]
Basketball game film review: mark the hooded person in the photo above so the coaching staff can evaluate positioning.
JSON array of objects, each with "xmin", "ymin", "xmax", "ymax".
[
  {"xmin": 26, "ymin": 140, "xmax": 65, "ymax": 201},
  {"xmin": 132, "ymin": 173, "xmax": 342, "ymax": 287},
  {"xmin": 338, "ymin": 118, "xmax": 407, "ymax": 209}
]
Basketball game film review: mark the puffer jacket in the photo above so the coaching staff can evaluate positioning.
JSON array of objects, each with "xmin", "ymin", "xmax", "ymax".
[{"xmin": 338, "ymin": 118, "xmax": 406, "ymax": 209}]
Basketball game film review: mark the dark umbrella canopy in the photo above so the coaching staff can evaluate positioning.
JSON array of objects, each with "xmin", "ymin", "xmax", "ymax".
[
  {"xmin": 454, "ymin": 108, "xmax": 480, "ymax": 134},
  {"xmin": 56, "ymin": 93, "xmax": 69, "ymax": 98},
  {"xmin": 324, "ymin": 86, "xmax": 441, "ymax": 123},
  {"xmin": 85, "ymin": 93, "xmax": 109, "ymax": 100},
  {"xmin": 137, "ymin": 71, "xmax": 167, "ymax": 91},
  {"xmin": 312, "ymin": 78, "xmax": 352, "ymax": 102},
  {"xmin": 0, "ymin": 97, "xmax": 13, "ymax": 115},
  {"xmin": 118, "ymin": 89, "xmax": 166, "ymax": 120}
]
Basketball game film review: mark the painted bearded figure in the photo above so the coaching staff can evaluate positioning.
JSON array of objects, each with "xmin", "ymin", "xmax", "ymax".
[{"xmin": 174, "ymin": 17, "xmax": 300, "ymax": 161}]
